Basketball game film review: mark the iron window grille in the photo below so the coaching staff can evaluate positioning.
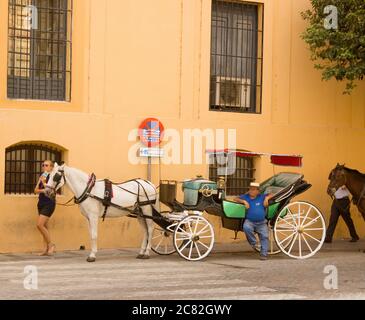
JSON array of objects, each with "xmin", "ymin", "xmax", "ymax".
[
  {"xmin": 5, "ymin": 144, "xmax": 62, "ymax": 194},
  {"xmin": 7, "ymin": 0, "xmax": 72, "ymax": 101},
  {"xmin": 209, "ymin": 153, "xmax": 255, "ymax": 196},
  {"xmin": 210, "ymin": 0, "xmax": 263, "ymax": 113}
]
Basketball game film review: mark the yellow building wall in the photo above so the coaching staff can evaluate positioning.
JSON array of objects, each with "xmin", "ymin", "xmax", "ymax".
[{"xmin": 0, "ymin": 0, "xmax": 364, "ymax": 253}]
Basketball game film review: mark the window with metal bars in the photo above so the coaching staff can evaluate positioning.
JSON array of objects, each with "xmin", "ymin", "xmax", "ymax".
[
  {"xmin": 209, "ymin": 154, "xmax": 255, "ymax": 196},
  {"xmin": 5, "ymin": 144, "xmax": 63, "ymax": 194},
  {"xmin": 210, "ymin": 0, "xmax": 263, "ymax": 113},
  {"xmin": 7, "ymin": 0, "xmax": 72, "ymax": 101}
]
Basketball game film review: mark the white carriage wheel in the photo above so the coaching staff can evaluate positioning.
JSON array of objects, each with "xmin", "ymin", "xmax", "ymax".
[
  {"xmin": 151, "ymin": 225, "xmax": 176, "ymax": 255},
  {"xmin": 173, "ymin": 215, "xmax": 215, "ymax": 261},
  {"xmin": 254, "ymin": 223, "xmax": 283, "ymax": 255},
  {"xmin": 274, "ymin": 201, "xmax": 326, "ymax": 259}
]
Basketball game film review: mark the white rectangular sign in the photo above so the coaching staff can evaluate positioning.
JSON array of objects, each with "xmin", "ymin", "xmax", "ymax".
[{"xmin": 139, "ymin": 148, "xmax": 164, "ymax": 158}]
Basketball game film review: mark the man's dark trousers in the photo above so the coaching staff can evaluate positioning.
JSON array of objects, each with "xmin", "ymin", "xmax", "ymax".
[{"xmin": 326, "ymin": 197, "xmax": 359, "ymax": 241}]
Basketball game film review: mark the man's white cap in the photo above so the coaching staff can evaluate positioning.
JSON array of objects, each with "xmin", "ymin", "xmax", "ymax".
[{"xmin": 250, "ymin": 182, "xmax": 260, "ymax": 188}]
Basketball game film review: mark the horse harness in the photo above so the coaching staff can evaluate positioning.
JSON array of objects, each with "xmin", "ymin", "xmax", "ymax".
[{"xmin": 53, "ymin": 169, "xmax": 156, "ymax": 221}]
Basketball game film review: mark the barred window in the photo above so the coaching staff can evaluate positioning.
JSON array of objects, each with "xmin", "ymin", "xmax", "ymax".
[
  {"xmin": 7, "ymin": 0, "xmax": 72, "ymax": 101},
  {"xmin": 210, "ymin": 1, "xmax": 263, "ymax": 113},
  {"xmin": 209, "ymin": 154, "xmax": 255, "ymax": 196},
  {"xmin": 5, "ymin": 144, "xmax": 63, "ymax": 194}
]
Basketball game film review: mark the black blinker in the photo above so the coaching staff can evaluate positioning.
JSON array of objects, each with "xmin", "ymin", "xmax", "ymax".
[{"xmin": 53, "ymin": 173, "xmax": 61, "ymax": 183}]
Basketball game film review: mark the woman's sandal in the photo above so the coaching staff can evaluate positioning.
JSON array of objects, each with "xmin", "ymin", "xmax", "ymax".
[
  {"xmin": 47, "ymin": 243, "xmax": 56, "ymax": 255},
  {"xmin": 38, "ymin": 245, "xmax": 49, "ymax": 256}
]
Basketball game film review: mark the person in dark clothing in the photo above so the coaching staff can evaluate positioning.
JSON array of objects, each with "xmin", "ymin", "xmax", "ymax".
[
  {"xmin": 34, "ymin": 160, "xmax": 56, "ymax": 256},
  {"xmin": 325, "ymin": 185, "xmax": 360, "ymax": 243}
]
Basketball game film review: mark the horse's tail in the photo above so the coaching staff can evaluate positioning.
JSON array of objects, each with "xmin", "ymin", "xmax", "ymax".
[{"xmin": 151, "ymin": 184, "xmax": 160, "ymax": 214}]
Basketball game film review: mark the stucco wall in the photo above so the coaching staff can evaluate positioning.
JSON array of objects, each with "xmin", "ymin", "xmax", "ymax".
[{"xmin": 0, "ymin": 0, "xmax": 364, "ymax": 253}]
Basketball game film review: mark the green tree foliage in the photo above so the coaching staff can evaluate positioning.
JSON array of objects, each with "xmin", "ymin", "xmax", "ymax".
[{"xmin": 301, "ymin": 0, "xmax": 365, "ymax": 93}]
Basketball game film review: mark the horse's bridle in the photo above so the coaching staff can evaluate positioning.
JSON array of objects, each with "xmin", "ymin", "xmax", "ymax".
[
  {"xmin": 46, "ymin": 168, "xmax": 96, "ymax": 206},
  {"xmin": 330, "ymin": 167, "xmax": 347, "ymax": 192},
  {"xmin": 48, "ymin": 169, "xmax": 66, "ymax": 193}
]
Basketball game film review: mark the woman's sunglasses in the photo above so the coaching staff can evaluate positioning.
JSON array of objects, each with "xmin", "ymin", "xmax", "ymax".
[{"xmin": 42, "ymin": 164, "xmax": 50, "ymax": 167}]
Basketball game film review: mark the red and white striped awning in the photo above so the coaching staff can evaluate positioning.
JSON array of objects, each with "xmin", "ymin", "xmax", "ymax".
[{"xmin": 206, "ymin": 149, "xmax": 303, "ymax": 167}]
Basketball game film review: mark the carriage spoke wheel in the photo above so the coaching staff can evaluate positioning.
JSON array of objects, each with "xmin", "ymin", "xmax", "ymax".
[
  {"xmin": 274, "ymin": 201, "xmax": 326, "ymax": 259},
  {"xmin": 151, "ymin": 226, "xmax": 176, "ymax": 255},
  {"xmin": 174, "ymin": 215, "xmax": 214, "ymax": 261},
  {"xmin": 254, "ymin": 223, "xmax": 283, "ymax": 255}
]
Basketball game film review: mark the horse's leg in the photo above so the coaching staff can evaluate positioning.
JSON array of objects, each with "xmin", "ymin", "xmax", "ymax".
[
  {"xmin": 356, "ymin": 204, "xmax": 365, "ymax": 253},
  {"xmin": 144, "ymin": 217, "xmax": 154, "ymax": 257},
  {"xmin": 136, "ymin": 216, "xmax": 149, "ymax": 259},
  {"xmin": 359, "ymin": 206, "xmax": 365, "ymax": 222},
  {"xmin": 86, "ymin": 214, "xmax": 99, "ymax": 262}
]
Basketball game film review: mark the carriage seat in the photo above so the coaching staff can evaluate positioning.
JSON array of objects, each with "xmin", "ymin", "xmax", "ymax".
[
  {"xmin": 259, "ymin": 172, "xmax": 303, "ymax": 196},
  {"xmin": 182, "ymin": 178, "xmax": 217, "ymax": 206}
]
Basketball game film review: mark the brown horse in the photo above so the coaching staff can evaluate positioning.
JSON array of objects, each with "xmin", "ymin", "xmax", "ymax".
[{"xmin": 327, "ymin": 164, "xmax": 365, "ymax": 221}]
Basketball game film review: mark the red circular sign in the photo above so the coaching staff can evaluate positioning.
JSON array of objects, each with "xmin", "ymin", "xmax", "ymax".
[{"xmin": 138, "ymin": 118, "xmax": 165, "ymax": 147}]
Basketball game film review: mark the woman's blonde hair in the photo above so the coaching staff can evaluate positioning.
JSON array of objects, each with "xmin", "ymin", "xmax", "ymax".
[{"xmin": 43, "ymin": 160, "xmax": 54, "ymax": 168}]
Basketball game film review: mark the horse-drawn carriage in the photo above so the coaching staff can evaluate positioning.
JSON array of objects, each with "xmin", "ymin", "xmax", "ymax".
[
  {"xmin": 151, "ymin": 171, "xmax": 326, "ymax": 261},
  {"xmin": 45, "ymin": 151, "xmax": 326, "ymax": 262}
]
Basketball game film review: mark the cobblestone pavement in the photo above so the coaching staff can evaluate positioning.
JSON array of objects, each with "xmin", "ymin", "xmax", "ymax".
[{"xmin": 0, "ymin": 240, "xmax": 364, "ymax": 300}]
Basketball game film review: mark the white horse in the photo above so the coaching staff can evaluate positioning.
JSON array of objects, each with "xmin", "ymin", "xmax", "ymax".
[{"xmin": 44, "ymin": 163, "xmax": 158, "ymax": 262}]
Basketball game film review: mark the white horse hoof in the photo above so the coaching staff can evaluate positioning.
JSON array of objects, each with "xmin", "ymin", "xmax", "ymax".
[
  {"xmin": 136, "ymin": 254, "xmax": 150, "ymax": 260},
  {"xmin": 87, "ymin": 257, "xmax": 96, "ymax": 262}
]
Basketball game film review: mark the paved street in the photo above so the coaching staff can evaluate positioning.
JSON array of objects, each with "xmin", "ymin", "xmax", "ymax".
[{"xmin": 0, "ymin": 240, "xmax": 364, "ymax": 300}]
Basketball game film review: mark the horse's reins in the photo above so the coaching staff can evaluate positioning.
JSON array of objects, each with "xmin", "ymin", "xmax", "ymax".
[{"xmin": 57, "ymin": 196, "xmax": 77, "ymax": 207}]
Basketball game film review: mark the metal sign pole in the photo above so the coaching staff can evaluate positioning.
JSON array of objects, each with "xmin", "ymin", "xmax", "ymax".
[
  {"xmin": 147, "ymin": 156, "xmax": 152, "ymax": 181},
  {"xmin": 138, "ymin": 118, "xmax": 165, "ymax": 182}
]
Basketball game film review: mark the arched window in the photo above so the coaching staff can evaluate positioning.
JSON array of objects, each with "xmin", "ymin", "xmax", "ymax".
[{"xmin": 5, "ymin": 143, "xmax": 63, "ymax": 194}]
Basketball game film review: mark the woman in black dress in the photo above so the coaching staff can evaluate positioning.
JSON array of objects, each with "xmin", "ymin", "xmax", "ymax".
[{"xmin": 34, "ymin": 160, "xmax": 56, "ymax": 256}]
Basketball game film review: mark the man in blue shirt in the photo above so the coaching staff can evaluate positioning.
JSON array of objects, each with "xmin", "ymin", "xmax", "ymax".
[{"xmin": 235, "ymin": 182, "xmax": 274, "ymax": 260}]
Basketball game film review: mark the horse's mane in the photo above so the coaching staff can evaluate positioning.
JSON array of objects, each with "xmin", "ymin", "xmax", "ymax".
[
  {"xmin": 66, "ymin": 166, "xmax": 89, "ymax": 180},
  {"xmin": 344, "ymin": 166, "xmax": 365, "ymax": 179}
]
